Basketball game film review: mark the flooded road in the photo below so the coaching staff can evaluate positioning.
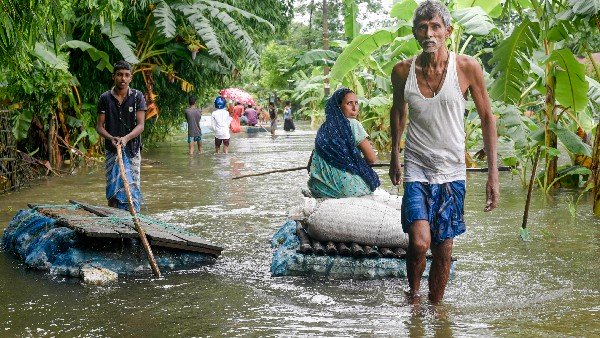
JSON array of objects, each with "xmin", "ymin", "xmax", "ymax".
[{"xmin": 1, "ymin": 123, "xmax": 598, "ymax": 336}]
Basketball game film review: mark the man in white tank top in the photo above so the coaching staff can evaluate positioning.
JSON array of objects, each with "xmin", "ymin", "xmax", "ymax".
[{"xmin": 389, "ymin": 0, "xmax": 499, "ymax": 304}]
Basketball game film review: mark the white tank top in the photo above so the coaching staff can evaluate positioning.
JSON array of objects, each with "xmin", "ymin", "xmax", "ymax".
[{"xmin": 403, "ymin": 51, "xmax": 467, "ymax": 184}]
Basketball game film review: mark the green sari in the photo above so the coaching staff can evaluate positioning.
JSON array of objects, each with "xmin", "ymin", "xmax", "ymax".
[{"xmin": 308, "ymin": 119, "xmax": 372, "ymax": 198}]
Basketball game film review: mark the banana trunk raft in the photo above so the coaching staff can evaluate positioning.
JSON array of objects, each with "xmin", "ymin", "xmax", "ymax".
[
  {"xmin": 271, "ymin": 220, "xmax": 456, "ymax": 279},
  {"xmin": 1, "ymin": 201, "xmax": 223, "ymax": 284}
]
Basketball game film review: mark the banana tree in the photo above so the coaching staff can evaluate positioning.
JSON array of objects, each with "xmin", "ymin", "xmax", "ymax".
[
  {"xmin": 489, "ymin": 0, "xmax": 595, "ymax": 193},
  {"xmin": 290, "ymin": 69, "xmax": 328, "ymax": 127}
]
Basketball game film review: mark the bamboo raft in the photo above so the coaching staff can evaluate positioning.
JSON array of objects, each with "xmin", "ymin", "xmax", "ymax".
[
  {"xmin": 27, "ymin": 200, "xmax": 223, "ymax": 257},
  {"xmin": 2, "ymin": 201, "xmax": 225, "ymax": 283},
  {"xmin": 295, "ymin": 221, "xmax": 408, "ymax": 259}
]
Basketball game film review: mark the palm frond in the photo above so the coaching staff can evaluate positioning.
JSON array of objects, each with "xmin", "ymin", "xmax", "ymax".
[
  {"xmin": 154, "ymin": 0, "xmax": 177, "ymax": 39},
  {"xmin": 175, "ymin": 3, "xmax": 236, "ymax": 70},
  {"xmin": 208, "ymin": 7, "xmax": 259, "ymax": 64},
  {"xmin": 101, "ymin": 21, "xmax": 140, "ymax": 65},
  {"xmin": 198, "ymin": 0, "xmax": 275, "ymax": 31}
]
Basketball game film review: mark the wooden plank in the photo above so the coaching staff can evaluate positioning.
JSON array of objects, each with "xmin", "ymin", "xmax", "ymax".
[
  {"xmin": 111, "ymin": 226, "xmax": 139, "ymax": 239},
  {"xmin": 64, "ymin": 201, "xmax": 224, "ymax": 254},
  {"xmin": 150, "ymin": 240, "xmax": 222, "ymax": 256},
  {"xmin": 69, "ymin": 200, "xmax": 129, "ymax": 218},
  {"xmin": 143, "ymin": 226, "xmax": 186, "ymax": 244},
  {"xmin": 168, "ymin": 232, "xmax": 224, "ymax": 251},
  {"xmin": 77, "ymin": 225, "xmax": 121, "ymax": 238}
]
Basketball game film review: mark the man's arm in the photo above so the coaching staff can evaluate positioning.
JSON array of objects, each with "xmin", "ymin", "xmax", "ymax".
[
  {"xmin": 96, "ymin": 96, "xmax": 120, "ymax": 147},
  {"xmin": 466, "ymin": 57, "xmax": 499, "ymax": 211},
  {"xmin": 121, "ymin": 92, "xmax": 147, "ymax": 146},
  {"xmin": 121, "ymin": 110, "xmax": 145, "ymax": 145},
  {"xmin": 389, "ymin": 61, "xmax": 410, "ymax": 185}
]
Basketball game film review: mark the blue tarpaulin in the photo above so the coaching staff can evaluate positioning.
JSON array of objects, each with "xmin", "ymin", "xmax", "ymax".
[{"xmin": 1, "ymin": 209, "xmax": 215, "ymax": 279}]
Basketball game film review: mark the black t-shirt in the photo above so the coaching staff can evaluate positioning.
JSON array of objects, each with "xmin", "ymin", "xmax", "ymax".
[
  {"xmin": 97, "ymin": 88, "xmax": 147, "ymax": 156},
  {"xmin": 269, "ymin": 107, "xmax": 277, "ymax": 120}
]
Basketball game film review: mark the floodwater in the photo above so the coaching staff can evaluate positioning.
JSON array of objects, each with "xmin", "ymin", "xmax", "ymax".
[{"xmin": 0, "ymin": 122, "xmax": 598, "ymax": 337}]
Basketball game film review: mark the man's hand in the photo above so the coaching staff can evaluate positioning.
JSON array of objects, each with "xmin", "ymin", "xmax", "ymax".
[
  {"xmin": 110, "ymin": 136, "xmax": 120, "ymax": 147},
  {"xmin": 484, "ymin": 175, "xmax": 499, "ymax": 212},
  {"xmin": 389, "ymin": 157, "xmax": 403, "ymax": 186}
]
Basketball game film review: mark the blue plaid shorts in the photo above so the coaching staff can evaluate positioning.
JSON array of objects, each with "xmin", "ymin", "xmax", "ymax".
[{"xmin": 401, "ymin": 181, "xmax": 466, "ymax": 244}]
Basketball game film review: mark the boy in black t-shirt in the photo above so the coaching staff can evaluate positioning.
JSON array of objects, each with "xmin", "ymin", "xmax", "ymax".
[{"xmin": 96, "ymin": 60, "xmax": 147, "ymax": 210}]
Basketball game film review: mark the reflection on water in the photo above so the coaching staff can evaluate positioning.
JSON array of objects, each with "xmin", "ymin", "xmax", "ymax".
[{"xmin": 0, "ymin": 122, "xmax": 598, "ymax": 336}]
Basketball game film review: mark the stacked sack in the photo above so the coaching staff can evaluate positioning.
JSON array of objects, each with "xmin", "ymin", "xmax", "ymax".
[{"xmin": 289, "ymin": 189, "xmax": 408, "ymax": 249}]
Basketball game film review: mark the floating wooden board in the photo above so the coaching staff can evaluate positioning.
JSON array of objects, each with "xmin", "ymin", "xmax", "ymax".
[{"xmin": 27, "ymin": 201, "xmax": 223, "ymax": 257}]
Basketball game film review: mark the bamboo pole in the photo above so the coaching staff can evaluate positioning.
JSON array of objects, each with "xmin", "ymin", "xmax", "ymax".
[
  {"xmin": 232, "ymin": 163, "xmax": 511, "ymax": 179},
  {"xmin": 521, "ymin": 147, "xmax": 542, "ymax": 230},
  {"xmin": 116, "ymin": 144, "xmax": 161, "ymax": 277}
]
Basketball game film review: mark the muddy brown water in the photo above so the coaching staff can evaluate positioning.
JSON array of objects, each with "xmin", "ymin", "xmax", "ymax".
[{"xmin": 0, "ymin": 123, "xmax": 598, "ymax": 336}]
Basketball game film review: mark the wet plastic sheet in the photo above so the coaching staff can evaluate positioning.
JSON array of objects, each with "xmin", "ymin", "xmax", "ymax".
[{"xmin": 1, "ymin": 210, "xmax": 215, "ymax": 279}]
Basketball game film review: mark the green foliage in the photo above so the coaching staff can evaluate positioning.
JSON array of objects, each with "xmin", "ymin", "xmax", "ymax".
[
  {"xmin": 489, "ymin": 18, "xmax": 540, "ymax": 104},
  {"xmin": 390, "ymin": 0, "xmax": 418, "ymax": 21},
  {"xmin": 11, "ymin": 109, "xmax": 33, "ymax": 141},
  {"xmin": 547, "ymin": 122, "xmax": 592, "ymax": 156},
  {"xmin": 259, "ymin": 42, "xmax": 299, "ymax": 91},
  {"xmin": 452, "ymin": 6, "xmax": 498, "ymax": 36},
  {"xmin": 330, "ymin": 25, "xmax": 412, "ymax": 81},
  {"xmin": 548, "ymin": 49, "xmax": 589, "ymax": 112},
  {"xmin": 343, "ymin": 0, "xmax": 361, "ymax": 41}
]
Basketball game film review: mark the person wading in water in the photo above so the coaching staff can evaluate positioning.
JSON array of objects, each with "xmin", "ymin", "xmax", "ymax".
[
  {"xmin": 389, "ymin": 0, "xmax": 499, "ymax": 304},
  {"xmin": 96, "ymin": 60, "xmax": 147, "ymax": 211}
]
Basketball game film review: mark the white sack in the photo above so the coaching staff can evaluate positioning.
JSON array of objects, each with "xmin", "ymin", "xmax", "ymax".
[{"xmin": 291, "ymin": 194, "xmax": 408, "ymax": 248}]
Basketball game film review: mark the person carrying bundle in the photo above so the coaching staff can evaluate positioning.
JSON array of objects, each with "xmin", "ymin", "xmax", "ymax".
[{"xmin": 307, "ymin": 87, "xmax": 379, "ymax": 198}]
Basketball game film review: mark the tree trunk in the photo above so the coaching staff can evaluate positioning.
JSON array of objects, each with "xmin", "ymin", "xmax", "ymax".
[
  {"xmin": 544, "ymin": 60, "xmax": 558, "ymax": 189},
  {"xmin": 592, "ymin": 121, "xmax": 600, "ymax": 215},
  {"xmin": 48, "ymin": 113, "xmax": 61, "ymax": 169},
  {"xmin": 308, "ymin": 0, "xmax": 315, "ymax": 50},
  {"xmin": 322, "ymin": 0, "xmax": 330, "ymax": 97}
]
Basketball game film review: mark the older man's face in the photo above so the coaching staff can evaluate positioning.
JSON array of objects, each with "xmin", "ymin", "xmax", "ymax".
[{"xmin": 413, "ymin": 15, "xmax": 452, "ymax": 53}]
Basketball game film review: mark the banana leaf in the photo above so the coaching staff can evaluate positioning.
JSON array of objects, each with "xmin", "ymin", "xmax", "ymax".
[
  {"xmin": 343, "ymin": 0, "xmax": 360, "ymax": 40},
  {"xmin": 452, "ymin": 6, "xmax": 498, "ymax": 36},
  {"xmin": 489, "ymin": 18, "xmax": 540, "ymax": 104},
  {"xmin": 330, "ymin": 25, "xmax": 412, "ymax": 81},
  {"xmin": 548, "ymin": 122, "xmax": 592, "ymax": 156},
  {"xmin": 548, "ymin": 49, "xmax": 589, "ymax": 113}
]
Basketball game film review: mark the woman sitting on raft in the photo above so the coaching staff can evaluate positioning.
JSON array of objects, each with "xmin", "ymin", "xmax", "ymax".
[{"xmin": 307, "ymin": 87, "xmax": 380, "ymax": 198}]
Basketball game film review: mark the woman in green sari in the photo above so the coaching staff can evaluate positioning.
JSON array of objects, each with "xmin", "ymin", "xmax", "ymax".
[{"xmin": 307, "ymin": 88, "xmax": 379, "ymax": 198}]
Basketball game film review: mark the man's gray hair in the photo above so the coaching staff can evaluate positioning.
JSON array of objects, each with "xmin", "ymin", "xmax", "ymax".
[{"xmin": 412, "ymin": 1, "xmax": 451, "ymax": 28}]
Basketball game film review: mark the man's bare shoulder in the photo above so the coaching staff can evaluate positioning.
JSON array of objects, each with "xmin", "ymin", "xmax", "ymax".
[
  {"xmin": 456, "ymin": 54, "xmax": 482, "ymax": 72},
  {"xmin": 391, "ymin": 58, "xmax": 415, "ymax": 81}
]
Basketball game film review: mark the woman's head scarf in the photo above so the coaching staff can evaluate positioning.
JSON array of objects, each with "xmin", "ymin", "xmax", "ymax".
[{"xmin": 314, "ymin": 87, "xmax": 380, "ymax": 191}]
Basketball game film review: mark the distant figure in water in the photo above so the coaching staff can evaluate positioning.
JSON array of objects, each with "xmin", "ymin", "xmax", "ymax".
[
  {"xmin": 283, "ymin": 101, "xmax": 295, "ymax": 132},
  {"xmin": 243, "ymin": 104, "xmax": 258, "ymax": 126},
  {"xmin": 211, "ymin": 96, "xmax": 232, "ymax": 154},
  {"xmin": 184, "ymin": 95, "xmax": 203, "ymax": 155},
  {"xmin": 268, "ymin": 102, "xmax": 278, "ymax": 136},
  {"xmin": 307, "ymin": 87, "xmax": 379, "ymax": 199}
]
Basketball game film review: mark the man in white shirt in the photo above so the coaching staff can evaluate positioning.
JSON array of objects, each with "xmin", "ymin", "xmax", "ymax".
[{"xmin": 211, "ymin": 96, "xmax": 232, "ymax": 154}]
